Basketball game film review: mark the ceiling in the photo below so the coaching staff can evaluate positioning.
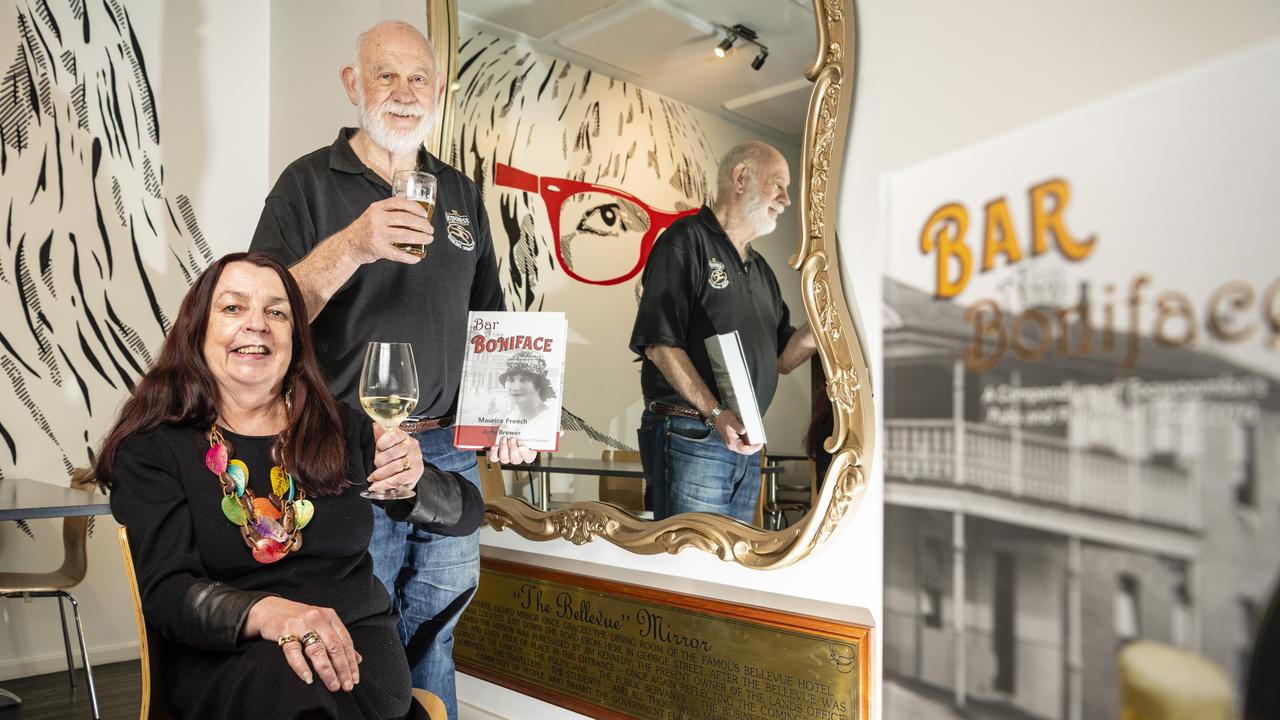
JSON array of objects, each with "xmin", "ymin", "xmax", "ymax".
[{"xmin": 458, "ymin": 0, "xmax": 817, "ymax": 142}]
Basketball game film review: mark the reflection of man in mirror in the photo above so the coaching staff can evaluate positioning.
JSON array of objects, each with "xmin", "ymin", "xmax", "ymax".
[
  {"xmin": 629, "ymin": 141, "xmax": 817, "ymax": 523},
  {"xmin": 249, "ymin": 21, "xmax": 532, "ymax": 717},
  {"xmin": 498, "ymin": 350, "xmax": 558, "ymax": 444}
]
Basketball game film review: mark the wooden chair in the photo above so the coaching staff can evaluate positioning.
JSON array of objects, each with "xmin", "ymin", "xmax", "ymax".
[
  {"xmin": 117, "ymin": 527, "xmax": 170, "ymax": 720},
  {"xmin": 598, "ymin": 450, "xmax": 644, "ymax": 513},
  {"xmin": 0, "ymin": 471, "xmax": 100, "ymax": 719},
  {"xmin": 412, "ymin": 688, "xmax": 447, "ymax": 720},
  {"xmin": 477, "ymin": 455, "xmax": 506, "ymax": 500},
  {"xmin": 750, "ymin": 452, "xmax": 776, "ymax": 527},
  {"xmin": 118, "ymin": 528, "xmax": 446, "ymax": 720}
]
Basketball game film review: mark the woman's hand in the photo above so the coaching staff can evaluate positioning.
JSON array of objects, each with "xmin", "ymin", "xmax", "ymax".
[
  {"xmin": 487, "ymin": 436, "xmax": 537, "ymax": 465},
  {"xmin": 243, "ymin": 597, "xmax": 361, "ymax": 691},
  {"xmin": 369, "ymin": 424, "xmax": 422, "ymax": 495}
]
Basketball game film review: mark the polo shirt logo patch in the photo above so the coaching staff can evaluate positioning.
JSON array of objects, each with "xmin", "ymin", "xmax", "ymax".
[
  {"xmin": 708, "ymin": 258, "xmax": 730, "ymax": 289},
  {"xmin": 445, "ymin": 209, "xmax": 475, "ymax": 251}
]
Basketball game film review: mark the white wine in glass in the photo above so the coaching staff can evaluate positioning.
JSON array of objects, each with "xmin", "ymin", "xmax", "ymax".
[
  {"xmin": 359, "ymin": 341, "xmax": 419, "ymax": 500},
  {"xmin": 392, "ymin": 170, "xmax": 436, "ymax": 258}
]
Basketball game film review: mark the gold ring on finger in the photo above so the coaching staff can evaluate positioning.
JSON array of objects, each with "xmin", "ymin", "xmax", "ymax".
[
  {"xmin": 277, "ymin": 634, "xmax": 300, "ymax": 647},
  {"xmin": 401, "ymin": 455, "xmax": 410, "ymax": 472},
  {"xmin": 300, "ymin": 630, "xmax": 323, "ymax": 648}
]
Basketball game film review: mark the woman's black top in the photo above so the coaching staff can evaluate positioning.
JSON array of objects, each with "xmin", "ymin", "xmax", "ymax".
[{"xmin": 109, "ymin": 404, "xmax": 482, "ymax": 719}]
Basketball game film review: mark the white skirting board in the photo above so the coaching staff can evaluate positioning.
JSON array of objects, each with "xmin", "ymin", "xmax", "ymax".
[{"xmin": 0, "ymin": 640, "xmax": 139, "ymax": 682}]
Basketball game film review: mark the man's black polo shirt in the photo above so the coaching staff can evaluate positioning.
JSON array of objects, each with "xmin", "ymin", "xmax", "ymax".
[
  {"xmin": 250, "ymin": 128, "xmax": 503, "ymax": 417},
  {"xmin": 629, "ymin": 206, "xmax": 796, "ymax": 415}
]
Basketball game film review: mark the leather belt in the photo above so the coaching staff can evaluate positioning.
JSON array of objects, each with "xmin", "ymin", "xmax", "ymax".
[
  {"xmin": 400, "ymin": 416, "xmax": 454, "ymax": 433},
  {"xmin": 647, "ymin": 402, "xmax": 703, "ymax": 421}
]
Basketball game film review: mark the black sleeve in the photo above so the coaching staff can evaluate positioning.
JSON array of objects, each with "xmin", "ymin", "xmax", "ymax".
[
  {"xmin": 355, "ymin": 416, "xmax": 485, "ymax": 536},
  {"xmin": 628, "ymin": 229, "xmax": 699, "ymax": 357},
  {"xmin": 110, "ymin": 432, "xmax": 274, "ymax": 652},
  {"xmin": 468, "ymin": 180, "xmax": 505, "ymax": 312},
  {"xmin": 249, "ymin": 172, "xmax": 318, "ymax": 265},
  {"xmin": 383, "ymin": 466, "xmax": 485, "ymax": 536}
]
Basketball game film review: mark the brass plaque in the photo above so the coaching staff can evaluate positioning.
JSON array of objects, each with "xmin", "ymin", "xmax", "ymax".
[{"xmin": 455, "ymin": 558, "xmax": 870, "ymax": 720}]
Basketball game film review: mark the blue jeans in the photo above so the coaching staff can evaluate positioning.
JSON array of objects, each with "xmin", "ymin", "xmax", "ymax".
[
  {"xmin": 369, "ymin": 426, "xmax": 479, "ymax": 720},
  {"xmin": 637, "ymin": 411, "xmax": 761, "ymax": 523}
]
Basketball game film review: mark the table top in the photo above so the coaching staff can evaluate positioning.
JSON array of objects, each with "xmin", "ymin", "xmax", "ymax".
[
  {"xmin": 0, "ymin": 477, "xmax": 112, "ymax": 521},
  {"xmin": 500, "ymin": 458, "xmax": 783, "ymax": 478}
]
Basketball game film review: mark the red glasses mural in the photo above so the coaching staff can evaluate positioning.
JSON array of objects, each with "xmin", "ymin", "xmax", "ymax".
[{"xmin": 494, "ymin": 162, "xmax": 699, "ymax": 286}]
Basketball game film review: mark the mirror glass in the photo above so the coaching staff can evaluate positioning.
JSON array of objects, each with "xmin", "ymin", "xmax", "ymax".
[{"xmin": 450, "ymin": 0, "xmax": 820, "ymax": 530}]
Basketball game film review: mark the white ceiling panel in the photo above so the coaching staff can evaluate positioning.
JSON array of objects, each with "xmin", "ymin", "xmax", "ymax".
[
  {"xmin": 554, "ymin": 1, "xmax": 715, "ymax": 78},
  {"xmin": 461, "ymin": 0, "xmax": 619, "ymax": 40},
  {"xmin": 723, "ymin": 78, "xmax": 812, "ymax": 137}
]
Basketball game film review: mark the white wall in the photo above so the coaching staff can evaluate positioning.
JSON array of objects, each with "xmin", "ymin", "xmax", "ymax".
[{"xmin": 0, "ymin": 0, "xmax": 270, "ymax": 680}]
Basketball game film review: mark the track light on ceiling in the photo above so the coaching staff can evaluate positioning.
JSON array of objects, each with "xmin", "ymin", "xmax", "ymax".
[
  {"xmin": 714, "ymin": 35, "xmax": 736, "ymax": 58},
  {"xmin": 714, "ymin": 23, "xmax": 768, "ymax": 71}
]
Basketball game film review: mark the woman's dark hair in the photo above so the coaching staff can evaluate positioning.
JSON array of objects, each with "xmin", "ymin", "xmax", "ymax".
[{"xmin": 93, "ymin": 253, "xmax": 348, "ymax": 495}]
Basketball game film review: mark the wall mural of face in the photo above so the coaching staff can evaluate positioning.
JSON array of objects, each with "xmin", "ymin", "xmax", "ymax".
[
  {"xmin": 451, "ymin": 31, "xmax": 719, "ymax": 454},
  {"xmin": 0, "ymin": 1, "xmax": 209, "ymax": 479}
]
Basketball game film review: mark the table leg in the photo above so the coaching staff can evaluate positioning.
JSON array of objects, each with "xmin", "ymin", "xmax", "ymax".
[{"xmin": 539, "ymin": 470, "xmax": 550, "ymax": 512}]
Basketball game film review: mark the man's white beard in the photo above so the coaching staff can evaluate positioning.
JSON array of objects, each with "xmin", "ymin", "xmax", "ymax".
[
  {"xmin": 747, "ymin": 197, "xmax": 778, "ymax": 236},
  {"xmin": 751, "ymin": 208, "xmax": 778, "ymax": 236},
  {"xmin": 743, "ymin": 176, "xmax": 779, "ymax": 236},
  {"xmin": 358, "ymin": 95, "xmax": 433, "ymax": 157}
]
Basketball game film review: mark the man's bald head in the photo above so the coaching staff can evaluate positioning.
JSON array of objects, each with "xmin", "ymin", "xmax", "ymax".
[
  {"xmin": 352, "ymin": 21, "xmax": 437, "ymax": 78},
  {"xmin": 715, "ymin": 141, "xmax": 785, "ymax": 200}
]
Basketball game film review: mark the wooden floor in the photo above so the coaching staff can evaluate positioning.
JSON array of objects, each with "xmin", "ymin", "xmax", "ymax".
[{"xmin": 0, "ymin": 661, "xmax": 140, "ymax": 720}]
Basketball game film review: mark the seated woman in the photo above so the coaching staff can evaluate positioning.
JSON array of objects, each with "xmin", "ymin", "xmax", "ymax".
[{"xmin": 93, "ymin": 252, "xmax": 483, "ymax": 720}]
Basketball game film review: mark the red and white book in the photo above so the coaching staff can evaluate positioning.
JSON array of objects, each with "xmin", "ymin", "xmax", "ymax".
[{"xmin": 454, "ymin": 311, "xmax": 566, "ymax": 452}]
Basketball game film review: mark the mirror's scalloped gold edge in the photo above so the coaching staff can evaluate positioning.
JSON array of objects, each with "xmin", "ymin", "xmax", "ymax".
[{"xmin": 440, "ymin": 0, "xmax": 874, "ymax": 569}]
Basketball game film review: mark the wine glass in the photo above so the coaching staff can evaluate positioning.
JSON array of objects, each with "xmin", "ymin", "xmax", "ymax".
[
  {"xmin": 392, "ymin": 170, "xmax": 437, "ymax": 258},
  {"xmin": 359, "ymin": 341, "xmax": 419, "ymax": 500}
]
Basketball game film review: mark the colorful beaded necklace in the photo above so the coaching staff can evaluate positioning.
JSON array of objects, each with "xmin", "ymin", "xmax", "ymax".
[{"xmin": 205, "ymin": 425, "xmax": 314, "ymax": 564}]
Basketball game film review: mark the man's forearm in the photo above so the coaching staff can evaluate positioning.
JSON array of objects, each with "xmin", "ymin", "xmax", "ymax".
[
  {"xmin": 645, "ymin": 344, "xmax": 719, "ymax": 416},
  {"xmin": 778, "ymin": 324, "xmax": 818, "ymax": 375},
  {"xmin": 289, "ymin": 231, "xmax": 363, "ymax": 322}
]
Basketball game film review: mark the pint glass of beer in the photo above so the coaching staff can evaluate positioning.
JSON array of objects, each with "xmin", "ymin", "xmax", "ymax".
[{"xmin": 392, "ymin": 170, "xmax": 436, "ymax": 258}]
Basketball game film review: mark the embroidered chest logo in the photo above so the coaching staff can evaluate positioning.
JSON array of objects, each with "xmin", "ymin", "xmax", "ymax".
[
  {"xmin": 707, "ymin": 257, "xmax": 730, "ymax": 290},
  {"xmin": 445, "ymin": 209, "xmax": 475, "ymax": 251}
]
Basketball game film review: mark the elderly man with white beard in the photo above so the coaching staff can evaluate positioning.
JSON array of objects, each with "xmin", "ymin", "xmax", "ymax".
[
  {"xmin": 629, "ymin": 141, "xmax": 818, "ymax": 524},
  {"xmin": 250, "ymin": 21, "xmax": 530, "ymax": 718}
]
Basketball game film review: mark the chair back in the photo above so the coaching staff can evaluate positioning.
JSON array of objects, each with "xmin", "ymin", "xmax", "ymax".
[
  {"xmin": 752, "ymin": 452, "xmax": 770, "ymax": 527},
  {"xmin": 477, "ymin": 455, "xmax": 506, "ymax": 500},
  {"xmin": 598, "ymin": 450, "xmax": 643, "ymax": 512},
  {"xmin": 118, "ymin": 527, "xmax": 172, "ymax": 720},
  {"xmin": 412, "ymin": 688, "xmax": 448, "ymax": 720},
  {"xmin": 57, "ymin": 470, "xmax": 94, "ymax": 584}
]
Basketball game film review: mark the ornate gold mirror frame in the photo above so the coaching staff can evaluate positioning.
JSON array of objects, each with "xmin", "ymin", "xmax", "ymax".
[{"xmin": 430, "ymin": 0, "xmax": 872, "ymax": 569}]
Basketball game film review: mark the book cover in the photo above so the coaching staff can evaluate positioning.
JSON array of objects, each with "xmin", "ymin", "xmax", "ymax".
[
  {"xmin": 455, "ymin": 311, "xmax": 566, "ymax": 452},
  {"xmin": 704, "ymin": 331, "xmax": 767, "ymax": 445}
]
